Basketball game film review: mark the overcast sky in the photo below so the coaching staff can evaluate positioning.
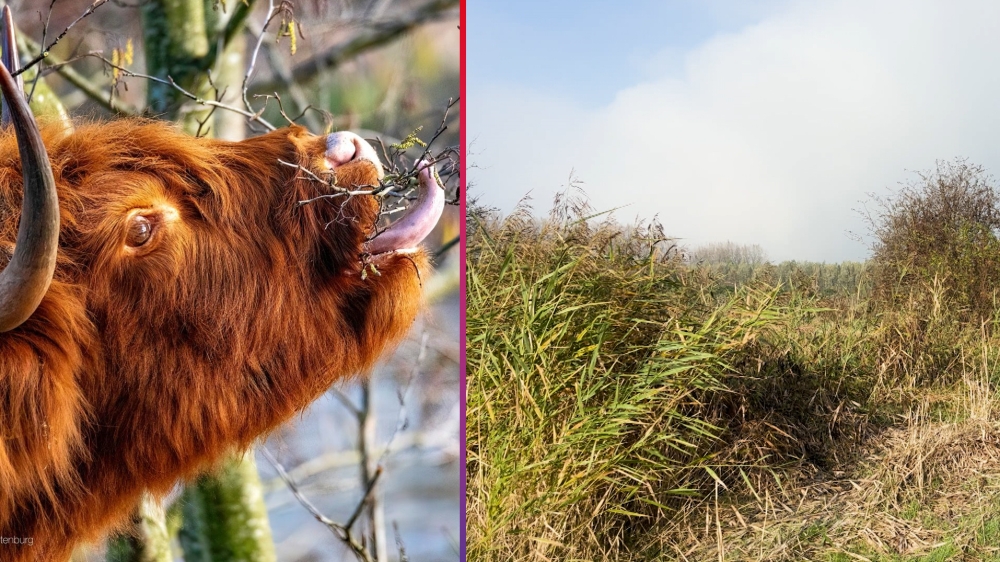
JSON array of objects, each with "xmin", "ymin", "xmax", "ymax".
[{"xmin": 468, "ymin": 0, "xmax": 1000, "ymax": 262}]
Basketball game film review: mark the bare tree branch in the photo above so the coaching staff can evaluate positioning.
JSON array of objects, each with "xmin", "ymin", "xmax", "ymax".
[
  {"xmin": 92, "ymin": 53, "xmax": 277, "ymax": 129},
  {"xmin": 18, "ymin": 35, "xmax": 140, "ymax": 115},
  {"xmin": 359, "ymin": 381, "xmax": 388, "ymax": 561},
  {"xmin": 261, "ymin": 446, "xmax": 375, "ymax": 562},
  {"xmin": 250, "ymin": 0, "xmax": 458, "ymax": 95},
  {"xmin": 15, "ymin": 0, "xmax": 110, "ymax": 76},
  {"xmin": 25, "ymin": 0, "xmax": 58, "ymax": 104},
  {"xmin": 250, "ymin": 22, "xmax": 324, "ymax": 132}
]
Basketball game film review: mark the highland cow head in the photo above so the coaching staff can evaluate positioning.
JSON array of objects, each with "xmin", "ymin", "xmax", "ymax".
[{"xmin": 0, "ymin": 9, "xmax": 445, "ymax": 558}]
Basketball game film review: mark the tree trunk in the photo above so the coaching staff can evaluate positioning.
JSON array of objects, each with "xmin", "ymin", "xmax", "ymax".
[
  {"xmin": 141, "ymin": 0, "xmax": 211, "ymax": 131},
  {"xmin": 178, "ymin": 453, "xmax": 277, "ymax": 562},
  {"xmin": 105, "ymin": 494, "xmax": 172, "ymax": 562}
]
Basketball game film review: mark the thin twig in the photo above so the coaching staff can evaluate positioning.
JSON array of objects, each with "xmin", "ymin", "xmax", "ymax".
[
  {"xmin": 242, "ymin": 0, "xmax": 289, "ymax": 120},
  {"xmin": 409, "ymin": 96, "xmax": 458, "ymax": 175},
  {"xmin": 25, "ymin": 0, "xmax": 58, "ymax": 103},
  {"xmin": 260, "ymin": 447, "xmax": 374, "ymax": 562},
  {"xmin": 259, "ymin": 425, "xmax": 460, "ymax": 495},
  {"xmin": 18, "ymin": 35, "xmax": 139, "ymax": 115},
  {"xmin": 393, "ymin": 521, "xmax": 410, "ymax": 562},
  {"xmin": 345, "ymin": 467, "xmax": 383, "ymax": 531},
  {"xmin": 277, "ymin": 159, "xmax": 393, "ymax": 204},
  {"xmin": 92, "ymin": 53, "xmax": 276, "ymax": 129},
  {"xmin": 377, "ymin": 332, "xmax": 428, "ymax": 467},
  {"xmin": 331, "ymin": 389, "xmax": 362, "ymax": 418},
  {"xmin": 250, "ymin": 0, "xmax": 458, "ymax": 95},
  {"xmin": 15, "ymin": 0, "xmax": 110, "ymax": 76},
  {"xmin": 247, "ymin": 18, "xmax": 324, "ymax": 132}
]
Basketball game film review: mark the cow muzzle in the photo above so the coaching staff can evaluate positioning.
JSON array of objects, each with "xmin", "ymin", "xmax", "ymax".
[{"xmin": 325, "ymin": 131, "xmax": 384, "ymax": 180}]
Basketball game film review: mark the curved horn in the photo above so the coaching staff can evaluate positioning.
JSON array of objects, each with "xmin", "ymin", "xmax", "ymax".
[
  {"xmin": 0, "ymin": 5, "xmax": 22, "ymax": 127},
  {"xmin": 0, "ymin": 45, "xmax": 58, "ymax": 332}
]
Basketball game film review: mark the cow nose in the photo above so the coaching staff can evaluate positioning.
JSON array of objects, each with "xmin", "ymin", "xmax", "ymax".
[{"xmin": 325, "ymin": 132, "xmax": 383, "ymax": 176}]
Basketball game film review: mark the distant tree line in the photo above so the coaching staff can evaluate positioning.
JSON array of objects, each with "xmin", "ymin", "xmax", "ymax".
[
  {"xmin": 686, "ymin": 158, "xmax": 1000, "ymax": 311},
  {"xmin": 685, "ymin": 242, "xmax": 867, "ymax": 296},
  {"xmin": 686, "ymin": 241, "xmax": 769, "ymax": 266}
]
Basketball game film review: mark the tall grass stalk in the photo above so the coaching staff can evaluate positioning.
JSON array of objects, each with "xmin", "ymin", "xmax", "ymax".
[{"xmin": 468, "ymin": 202, "xmax": 808, "ymax": 559}]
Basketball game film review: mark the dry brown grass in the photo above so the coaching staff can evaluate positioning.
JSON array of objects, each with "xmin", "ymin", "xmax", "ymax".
[{"xmin": 662, "ymin": 362, "xmax": 1000, "ymax": 561}]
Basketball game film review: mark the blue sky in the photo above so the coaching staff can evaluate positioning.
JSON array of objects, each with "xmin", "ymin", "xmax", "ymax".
[
  {"xmin": 469, "ymin": 1, "xmax": 738, "ymax": 107},
  {"xmin": 468, "ymin": 0, "xmax": 1000, "ymax": 262}
]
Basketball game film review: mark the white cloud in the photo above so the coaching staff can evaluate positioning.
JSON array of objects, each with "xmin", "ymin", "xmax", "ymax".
[
  {"xmin": 469, "ymin": 0, "xmax": 1000, "ymax": 261},
  {"xmin": 467, "ymin": 82, "xmax": 590, "ymax": 208}
]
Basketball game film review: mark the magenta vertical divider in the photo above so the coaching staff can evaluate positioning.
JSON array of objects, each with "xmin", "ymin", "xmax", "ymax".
[{"xmin": 458, "ymin": 0, "xmax": 468, "ymax": 559}]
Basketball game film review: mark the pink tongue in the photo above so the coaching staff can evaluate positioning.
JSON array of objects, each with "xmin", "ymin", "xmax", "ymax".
[{"xmin": 365, "ymin": 161, "xmax": 445, "ymax": 254}]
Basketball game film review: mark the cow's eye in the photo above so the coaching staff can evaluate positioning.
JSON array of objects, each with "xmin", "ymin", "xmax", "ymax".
[{"xmin": 126, "ymin": 216, "xmax": 153, "ymax": 247}]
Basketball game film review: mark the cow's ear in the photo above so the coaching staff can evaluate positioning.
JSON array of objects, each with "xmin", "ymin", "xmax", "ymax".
[{"xmin": 0, "ymin": 280, "xmax": 91, "ymax": 514}]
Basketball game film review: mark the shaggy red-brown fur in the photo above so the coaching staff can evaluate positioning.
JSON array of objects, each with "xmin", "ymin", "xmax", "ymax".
[{"xmin": 0, "ymin": 119, "xmax": 429, "ymax": 560}]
